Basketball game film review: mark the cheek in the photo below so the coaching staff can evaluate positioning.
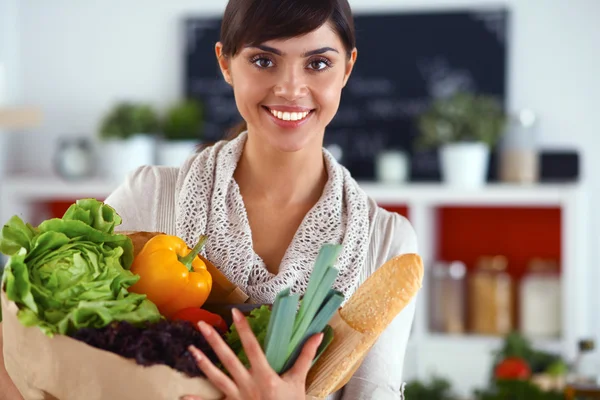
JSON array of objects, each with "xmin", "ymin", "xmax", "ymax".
[
  {"xmin": 314, "ymin": 76, "xmax": 344, "ymax": 114},
  {"xmin": 231, "ymin": 74, "xmax": 267, "ymax": 117}
]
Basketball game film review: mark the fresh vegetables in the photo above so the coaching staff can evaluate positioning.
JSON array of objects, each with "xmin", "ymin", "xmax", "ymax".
[
  {"xmin": 128, "ymin": 234, "xmax": 212, "ymax": 318},
  {"xmin": 494, "ymin": 357, "xmax": 531, "ymax": 380},
  {"xmin": 225, "ymin": 244, "xmax": 343, "ymax": 374},
  {"xmin": 0, "ymin": 199, "xmax": 161, "ymax": 336},
  {"xmin": 226, "ymin": 305, "xmax": 272, "ymax": 368},
  {"xmin": 71, "ymin": 319, "xmax": 220, "ymax": 378},
  {"xmin": 474, "ymin": 379, "xmax": 565, "ymax": 400},
  {"xmin": 172, "ymin": 307, "xmax": 228, "ymax": 333}
]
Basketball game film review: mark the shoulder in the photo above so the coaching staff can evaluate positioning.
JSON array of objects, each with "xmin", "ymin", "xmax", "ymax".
[
  {"xmin": 364, "ymin": 197, "xmax": 419, "ymax": 275},
  {"xmin": 104, "ymin": 165, "xmax": 179, "ymax": 232},
  {"xmin": 372, "ymin": 200, "xmax": 418, "ymax": 255}
]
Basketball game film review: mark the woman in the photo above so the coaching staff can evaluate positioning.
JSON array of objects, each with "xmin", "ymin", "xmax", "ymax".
[{"xmin": 0, "ymin": 0, "xmax": 418, "ymax": 399}]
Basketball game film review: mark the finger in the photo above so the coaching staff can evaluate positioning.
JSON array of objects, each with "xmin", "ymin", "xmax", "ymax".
[
  {"xmin": 180, "ymin": 396, "xmax": 204, "ymax": 400},
  {"xmin": 188, "ymin": 345, "xmax": 239, "ymax": 398},
  {"xmin": 231, "ymin": 308, "xmax": 273, "ymax": 376},
  {"xmin": 197, "ymin": 321, "xmax": 252, "ymax": 389},
  {"xmin": 284, "ymin": 333, "xmax": 324, "ymax": 381}
]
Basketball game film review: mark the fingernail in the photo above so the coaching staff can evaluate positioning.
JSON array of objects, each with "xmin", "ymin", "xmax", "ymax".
[
  {"xmin": 197, "ymin": 321, "xmax": 211, "ymax": 337},
  {"xmin": 232, "ymin": 308, "xmax": 242, "ymax": 322},
  {"xmin": 318, "ymin": 333, "xmax": 325, "ymax": 344},
  {"xmin": 188, "ymin": 345, "xmax": 203, "ymax": 362}
]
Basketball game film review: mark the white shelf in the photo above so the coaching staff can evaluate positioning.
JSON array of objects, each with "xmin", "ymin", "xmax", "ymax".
[
  {"xmin": 1, "ymin": 176, "xmax": 118, "ymax": 200},
  {"xmin": 0, "ymin": 176, "xmax": 584, "ymax": 205},
  {"xmin": 425, "ymin": 333, "xmax": 564, "ymax": 354},
  {"xmin": 358, "ymin": 181, "xmax": 582, "ymax": 206}
]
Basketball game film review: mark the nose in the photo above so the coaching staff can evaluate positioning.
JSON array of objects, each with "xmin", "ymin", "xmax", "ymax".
[{"xmin": 273, "ymin": 67, "xmax": 308, "ymax": 101}]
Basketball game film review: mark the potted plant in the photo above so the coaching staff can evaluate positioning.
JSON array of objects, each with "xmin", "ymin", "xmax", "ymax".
[
  {"xmin": 98, "ymin": 102, "xmax": 160, "ymax": 182},
  {"xmin": 157, "ymin": 99, "xmax": 203, "ymax": 167},
  {"xmin": 418, "ymin": 92, "xmax": 507, "ymax": 188}
]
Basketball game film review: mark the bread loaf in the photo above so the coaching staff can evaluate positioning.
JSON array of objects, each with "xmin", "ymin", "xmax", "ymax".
[{"xmin": 306, "ymin": 253, "xmax": 424, "ymax": 398}]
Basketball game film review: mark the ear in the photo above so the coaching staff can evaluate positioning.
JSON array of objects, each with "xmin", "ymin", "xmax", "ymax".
[
  {"xmin": 215, "ymin": 42, "xmax": 233, "ymax": 85},
  {"xmin": 342, "ymin": 48, "xmax": 358, "ymax": 88}
]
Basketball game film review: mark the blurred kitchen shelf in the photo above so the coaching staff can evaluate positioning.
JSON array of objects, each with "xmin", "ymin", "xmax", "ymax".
[
  {"xmin": 358, "ymin": 181, "xmax": 582, "ymax": 206},
  {"xmin": 1, "ymin": 175, "xmax": 118, "ymax": 199},
  {"xmin": 0, "ymin": 107, "xmax": 42, "ymax": 129},
  {"xmin": 1, "ymin": 177, "xmax": 585, "ymax": 204},
  {"xmin": 425, "ymin": 333, "xmax": 564, "ymax": 354}
]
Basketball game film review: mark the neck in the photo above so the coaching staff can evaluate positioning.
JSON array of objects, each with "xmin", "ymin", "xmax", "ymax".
[{"xmin": 234, "ymin": 133, "xmax": 327, "ymax": 206}]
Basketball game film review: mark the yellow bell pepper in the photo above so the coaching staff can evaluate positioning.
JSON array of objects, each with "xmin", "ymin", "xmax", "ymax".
[{"xmin": 128, "ymin": 234, "xmax": 212, "ymax": 318}]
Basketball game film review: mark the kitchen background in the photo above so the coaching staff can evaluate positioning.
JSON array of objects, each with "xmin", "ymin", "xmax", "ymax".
[{"xmin": 1, "ymin": 0, "xmax": 599, "ymax": 399}]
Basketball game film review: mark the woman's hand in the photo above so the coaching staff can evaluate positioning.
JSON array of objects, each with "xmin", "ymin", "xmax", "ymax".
[{"xmin": 182, "ymin": 308, "xmax": 323, "ymax": 400}]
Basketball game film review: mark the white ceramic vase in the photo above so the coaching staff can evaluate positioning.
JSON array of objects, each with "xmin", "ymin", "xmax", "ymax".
[
  {"xmin": 100, "ymin": 134, "xmax": 157, "ymax": 183},
  {"xmin": 440, "ymin": 142, "xmax": 490, "ymax": 188}
]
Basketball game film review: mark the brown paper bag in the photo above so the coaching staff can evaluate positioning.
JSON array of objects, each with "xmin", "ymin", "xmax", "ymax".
[
  {"xmin": 1, "ymin": 231, "xmax": 244, "ymax": 400},
  {"xmin": 1, "ymin": 290, "xmax": 224, "ymax": 400}
]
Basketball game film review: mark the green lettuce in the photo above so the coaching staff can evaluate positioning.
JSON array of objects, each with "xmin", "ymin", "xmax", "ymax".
[
  {"xmin": 225, "ymin": 305, "xmax": 272, "ymax": 368},
  {"xmin": 0, "ymin": 199, "xmax": 161, "ymax": 336}
]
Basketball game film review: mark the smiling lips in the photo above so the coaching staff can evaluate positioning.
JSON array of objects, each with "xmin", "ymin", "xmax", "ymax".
[
  {"xmin": 269, "ymin": 109, "xmax": 310, "ymax": 121},
  {"xmin": 264, "ymin": 106, "xmax": 314, "ymax": 127}
]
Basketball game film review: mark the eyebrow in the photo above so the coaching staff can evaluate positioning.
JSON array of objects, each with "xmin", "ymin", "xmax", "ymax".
[{"xmin": 247, "ymin": 44, "xmax": 339, "ymax": 57}]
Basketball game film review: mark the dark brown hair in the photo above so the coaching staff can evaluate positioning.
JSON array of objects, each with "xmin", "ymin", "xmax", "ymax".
[{"xmin": 219, "ymin": 0, "xmax": 356, "ymax": 141}]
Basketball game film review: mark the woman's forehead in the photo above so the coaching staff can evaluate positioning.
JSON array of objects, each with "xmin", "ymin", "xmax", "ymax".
[{"xmin": 245, "ymin": 23, "xmax": 342, "ymax": 53}]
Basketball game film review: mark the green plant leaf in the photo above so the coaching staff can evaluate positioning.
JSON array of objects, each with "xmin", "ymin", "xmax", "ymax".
[
  {"xmin": 162, "ymin": 99, "xmax": 204, "ymax": 141},
  {"xmin": 417, "ymin": 92, "xmax": 507, "ymax": 149}
]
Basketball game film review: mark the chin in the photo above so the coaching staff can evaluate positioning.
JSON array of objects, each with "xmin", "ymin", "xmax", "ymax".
[
  {"xmin": 269, "ymin": 138, "xmax": 308, "ymax": 153},
  {"xmin": 267, "ymin": 133, "xmax": 312, "ymax": 153}
]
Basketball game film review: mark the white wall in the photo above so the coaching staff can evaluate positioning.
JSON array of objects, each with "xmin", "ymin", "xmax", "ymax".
[
  {"xmin": 3, "ymin": 0, "xmax": 600, "ymax": 394},
  {"xmin": 10, "ymin": 0, "xmax": 600, "ymax": 174}
]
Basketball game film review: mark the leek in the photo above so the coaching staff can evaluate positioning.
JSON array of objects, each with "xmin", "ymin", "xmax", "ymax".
[
  {"xmin": 256, "ymin": 244, "xmax": 344, "ymax": 374},
  {"xmin": 264, "ymin": 288, "xmax": 299, "ymax": 373}
]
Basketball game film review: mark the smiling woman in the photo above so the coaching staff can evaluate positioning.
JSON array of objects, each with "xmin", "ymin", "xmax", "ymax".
[
  {"xmin": 101, "ymin": 1, "xmax": 419, "ymax": 399},
  {"xmin": 0, "ymin": 1, "xmax": 421, "ymax": 400}
]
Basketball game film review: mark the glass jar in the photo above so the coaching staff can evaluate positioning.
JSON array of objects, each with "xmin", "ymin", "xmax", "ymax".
[
  {"xmin": 54, "ymin": 136, "xmax": 95, "ymax": 180},
  {"xmin": 569, "ymin": 339, "xmax": 600, "ymax": 385},
  {"xmin": 429, "ymin": 261, "xmax": 467, "ymax": 334},
  {"xmin": 498, "ymin": 109, "xmax": 540, "ymax": 184},
  {"xmin": 375, "ymin": 150, "xmax": 410, "ymax": 184},
  {"xmin": 468, "ymin": 255, "xmax": 513, "ymax": 335},
  {"xmin": 520, "ymin": 258, "xmax": 561, "ymax": 338}
]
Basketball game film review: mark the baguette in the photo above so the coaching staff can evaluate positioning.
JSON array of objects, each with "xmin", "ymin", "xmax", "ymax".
[
  {"xmin": 306, "ymin": 253, "xmax": 424, "ymax": 398},
  {"xmin": 122, "ymin": 231, "xmax": 249, "ymax": 305}
]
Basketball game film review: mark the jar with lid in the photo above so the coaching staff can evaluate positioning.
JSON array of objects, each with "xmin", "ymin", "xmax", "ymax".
[
  {"xmin": 568, "ymin": 339, "xmax": 600, "ymax": 386},
  {"xmin": 429, "ymin": 260, "xmax": 467, "ymax": 334},
  {"xmin": 498, "ymin": 109, "xmax": 540, "ymax": 184},
  {"xmin": 520, "ymin": 258, "xmax": 561, "ymax": 338},
  {"xmin": 54, "ymin": 136, "xmax": 95, "ymax": 180},
  {"xmin": 468, "ymin": 255, "xmax": 513, "ymax": 335}
]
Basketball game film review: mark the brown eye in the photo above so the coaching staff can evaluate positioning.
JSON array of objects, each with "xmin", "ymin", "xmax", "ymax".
[
  {"xmin": 307, "ymin": 58, "xmax": 332, "ymax": 71},
  {"xmin": 250, "ymin": 56, "xmax": 275, "ymax": 69}
]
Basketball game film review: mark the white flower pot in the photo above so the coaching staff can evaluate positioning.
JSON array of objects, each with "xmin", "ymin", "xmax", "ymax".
[
  {"xmin": 440, "ymin": 142, "xmax": 490, "ymax": 188},
  {"xmin": 100, "ymin": 134, "xmax": 157, "ymax": 182},
  {"xmin": 157, "ymin": 140, "xmax": 198, "ymax": 167}
]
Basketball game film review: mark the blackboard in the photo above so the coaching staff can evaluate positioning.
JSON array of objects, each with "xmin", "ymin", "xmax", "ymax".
[{"xmin": 184, "ymin": 8, "xmax": 509, "ymax": 180}]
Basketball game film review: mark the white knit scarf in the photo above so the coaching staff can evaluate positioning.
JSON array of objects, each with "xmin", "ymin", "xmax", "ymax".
[{"xmin": 175, "ymin": 132, "xmax": 372, "ymax": 304}]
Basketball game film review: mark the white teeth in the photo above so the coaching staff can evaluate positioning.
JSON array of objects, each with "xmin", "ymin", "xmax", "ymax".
[{"xmin": 269, "ymin": 109, "xmax": 310, "ymax": 121}]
